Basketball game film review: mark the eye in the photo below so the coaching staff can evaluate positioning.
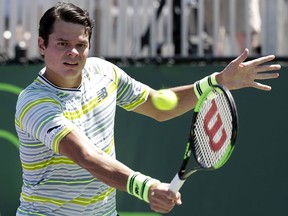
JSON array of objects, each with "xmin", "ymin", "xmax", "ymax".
[
  {"xmin": 78, "ymin": 43, "xmax": 88, "ymax": 48},
  {"xmin": 58, "ymin": 42, "xmax": 68, "ymax": 47}
]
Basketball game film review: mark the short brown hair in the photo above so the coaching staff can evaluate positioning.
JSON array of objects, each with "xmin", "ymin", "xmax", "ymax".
[{"xmin": 39, "ymin": 2, "xmax": 94, "ymax": 47}]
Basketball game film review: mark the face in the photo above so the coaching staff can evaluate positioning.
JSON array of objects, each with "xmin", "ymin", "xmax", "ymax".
[{"xmin": 38, "ymin": 19, "xmax": 90, "ymax": 88}]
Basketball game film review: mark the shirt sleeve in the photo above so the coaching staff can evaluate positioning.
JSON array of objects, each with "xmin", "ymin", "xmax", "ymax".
[
  {"xmin": 112, "ymin": 64, "xmax": 150, "ymax": 111},
  {"xmin": 15, "ymin": 96, "xmax": 77, "ymax": 154},
  {"xmin": 84, "ymin": 57, "xmax": 150, "ymax": 111}
]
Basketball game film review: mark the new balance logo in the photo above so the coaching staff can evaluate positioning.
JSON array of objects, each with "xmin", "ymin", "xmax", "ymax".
[{"xmin": 97, "ymin": 87, "xmax": 108, "ymax": 103}]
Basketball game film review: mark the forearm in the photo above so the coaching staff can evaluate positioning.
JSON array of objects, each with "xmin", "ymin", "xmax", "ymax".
[
  {"xmin": 134, "ymin": 84, "xmax": 197, "ymax": 122},
  {"xmin": 81, "ymin": 149, "xmax": 132, "ymax": 191},
  {"xmin": 58, "ymin": 122, "xmax": 181, "ymax": 213},
  {"xmin": 59, "ymin": 129, "xmax": 133, "ymax": 191}
]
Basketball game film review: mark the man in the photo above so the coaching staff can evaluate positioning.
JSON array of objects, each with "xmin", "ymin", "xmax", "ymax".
[{"xmin": 15, "ymin": 2, "xmax": 280, "ymax": 216}]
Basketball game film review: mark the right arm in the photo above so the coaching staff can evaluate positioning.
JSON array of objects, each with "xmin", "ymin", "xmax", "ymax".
[
  {"xmin": 59, "ymin": 129, "xmax": 132, "ymax": 191},
  {"xmin": 58, "ymin": 129, "xmax": 181, "ymax": 213}
]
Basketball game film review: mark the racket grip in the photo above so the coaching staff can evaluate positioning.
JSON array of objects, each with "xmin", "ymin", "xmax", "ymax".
[{"xmin": 169, "ymin": 173, "xmax": 186, "ymax": 193}]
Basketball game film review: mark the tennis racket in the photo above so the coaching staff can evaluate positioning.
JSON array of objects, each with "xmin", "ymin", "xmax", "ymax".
[{"xmin": 169, "ymin": 84, "xmax": 238, "ymax": 193}]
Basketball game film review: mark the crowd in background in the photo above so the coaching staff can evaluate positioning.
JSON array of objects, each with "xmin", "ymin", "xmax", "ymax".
[{"xmin": 0, "ymin": 0, "xmax": 287, "ymax": 64}]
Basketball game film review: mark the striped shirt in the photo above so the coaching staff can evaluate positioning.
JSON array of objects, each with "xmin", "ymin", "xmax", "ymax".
[{"xmin": 15, "ymin": 57, "xmax": 149, "ymax": 216}]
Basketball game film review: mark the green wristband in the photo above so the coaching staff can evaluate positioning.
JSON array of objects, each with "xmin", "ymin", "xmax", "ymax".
[
  {"xmin": 127, "ymin": 172, "xmax": 160, "ymax": 203},
  {"xmin": 194, "ymin": 72, "xmax": 219, "ymax": 99},
  {"xmin": 127, "ymin": 172, "xmax": 143, "ymax": 200},
  {"xmin": 142, "ymin": 178, "xmax": 160, "ymax": 203}
]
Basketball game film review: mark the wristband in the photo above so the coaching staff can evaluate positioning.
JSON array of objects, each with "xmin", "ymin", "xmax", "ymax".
[
  {"xmin": 127, "ymin": 172, "xmax": 160, "ymax": 203},
  {"xmin": 194, "ymin": 72, "xmax": 219, "ymax": 99},
  {"xmin": 142, "ymin": 178, "xmax": 160, "ymax": 203}
]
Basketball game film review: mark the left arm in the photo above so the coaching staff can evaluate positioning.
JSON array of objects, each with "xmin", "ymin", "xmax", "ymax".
[
  {"xmin": 134, "ymin": 49, "xmax": 281, "ymax": 121},
  {"xmin": 133, "ymin": 84, "xmax": 196, "ymax": 122}
]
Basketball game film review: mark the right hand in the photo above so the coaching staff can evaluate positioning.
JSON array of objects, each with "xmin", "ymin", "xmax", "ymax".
[{"xmin": 148, "ymin": 182, "xmax": 182, "ymax": 213}]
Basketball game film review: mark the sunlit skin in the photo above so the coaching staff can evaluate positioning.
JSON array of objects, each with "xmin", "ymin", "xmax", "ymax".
[{"xmin": 38, "ymin": 19, "xmax": 90, "ymax": 88}]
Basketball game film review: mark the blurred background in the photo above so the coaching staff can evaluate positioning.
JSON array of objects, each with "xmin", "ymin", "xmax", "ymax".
[
  {"xmin": 1, "ymin": 0, "xmax": 288, "ymax": 63},
  {"xmin": 1, "ymin": 0, "xmax": 288, "ymax": 216}
]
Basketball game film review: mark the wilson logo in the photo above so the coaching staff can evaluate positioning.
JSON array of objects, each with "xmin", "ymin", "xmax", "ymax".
[{"xmin": 204, "ymin": 99, "xmax": 227, "ymax": 152}]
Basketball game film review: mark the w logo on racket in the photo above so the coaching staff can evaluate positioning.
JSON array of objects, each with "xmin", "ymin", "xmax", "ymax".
[{"xmin": 203, "ymin": 99, "xmax": 227, "ymax": 152}]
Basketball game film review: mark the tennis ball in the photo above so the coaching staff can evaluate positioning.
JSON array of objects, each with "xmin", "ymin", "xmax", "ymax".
[{"xmin": 151, "ymin": 89, "xmax": 178, "ymax": 111}]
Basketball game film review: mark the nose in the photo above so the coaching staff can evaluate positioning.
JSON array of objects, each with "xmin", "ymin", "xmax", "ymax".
[{"xmin": 67, "ymin": 47, "xmax": 79, "ymax": 56}]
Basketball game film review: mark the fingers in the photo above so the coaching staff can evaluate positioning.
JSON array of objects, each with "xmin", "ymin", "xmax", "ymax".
[
  {"xmin": 254, "ymin": 71, "xmax": 280, "ymax": 80},
  {"xmin": 245, "ymin": 54, "xmax": 281, "ymax": 73},
  {"xmin": 150, "ymin": 193, "xmax": 181, "ymax": 213},
  {"xmin": 252, "ymin": 82, "xmax": 272, "ymax": 91},
  {"xmin": 149, "ymin": 196, "xmax": 176, "ymax": 213},
  {"xmin": 233, "ymin": 48, "xmax": 249, "ymax": 64},
  {"xmin": 253, "ymin": 64, "xmax": 280, "ymax": 86},
  {"xmin": 254, "ymin": 64, "xmax": 281, "ymax": 74},
  {"xmin": 237, "ymin": 48, "xmax": 280, "ymax": 69},
  {"xmin": 243, "ymin": 53, "xmax": 280, "ymax": 90},
  {"xmin": 168, "ymin": 190, "xmax": 182, "ymax": 205},
  {"xmin": 221, "ymin": 48, "xmax": 281, "ymax": 91},
  {"xmin": 149, "ymin": 184, "xmax": 182, "ymax": 213},
  {"xmin": 248, "ymin": 54, "xmax": 276, "ymax": 66}
]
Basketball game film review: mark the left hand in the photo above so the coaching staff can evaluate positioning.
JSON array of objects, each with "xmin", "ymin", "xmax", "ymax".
[{"xmin": 216, "ymin": 48, "xmax": 281, "ymax": 91}]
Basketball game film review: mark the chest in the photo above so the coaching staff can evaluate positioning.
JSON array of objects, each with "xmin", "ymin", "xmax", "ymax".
[{"xmin": 62, "ymin": 76, "xmax": 117, "ymax": 129}]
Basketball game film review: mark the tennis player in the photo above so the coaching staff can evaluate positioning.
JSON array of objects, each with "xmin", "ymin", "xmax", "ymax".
[{"xmin": 15, "ymin": 2, "xmax": 281, "ymax": 216}]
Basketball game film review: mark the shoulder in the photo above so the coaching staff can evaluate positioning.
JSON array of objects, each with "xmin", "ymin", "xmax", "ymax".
[
  {"xmin": 16, "ymin": 80, "xmax": 60, "ymax": 113},
  {"xmin": 83, "ymin": 57, "xmax": 125, "ymax": 83},
  {"xmin": 85, "ymin": 57, "xmax": 115, "ymax": 71}
]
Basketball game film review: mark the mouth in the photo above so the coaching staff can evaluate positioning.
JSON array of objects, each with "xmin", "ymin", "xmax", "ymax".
[{"xmin": 63, "ymin": 61, "xmax": 79, "ymax": 66}]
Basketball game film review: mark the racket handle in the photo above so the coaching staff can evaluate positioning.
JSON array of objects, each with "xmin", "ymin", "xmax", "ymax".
[{"xmin": 169, "ymin": 173, "xmax": 186, "ymax": 193}]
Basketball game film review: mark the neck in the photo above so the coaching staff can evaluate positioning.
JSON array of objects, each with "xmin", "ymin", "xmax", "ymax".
[{"xmin": 43, "ymin": 71, "xmax": 82, "ymax": 88}]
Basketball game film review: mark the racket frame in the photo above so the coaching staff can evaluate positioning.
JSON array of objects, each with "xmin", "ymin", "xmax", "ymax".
[{"xmin": 169, "ymin": 84, "xmax": 238, "ymax": 193}]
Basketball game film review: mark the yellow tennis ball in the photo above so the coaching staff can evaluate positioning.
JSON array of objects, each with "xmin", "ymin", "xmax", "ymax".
[{"xmin": 152, "ymin": 89, "xmax": 178, "ymax": 111}]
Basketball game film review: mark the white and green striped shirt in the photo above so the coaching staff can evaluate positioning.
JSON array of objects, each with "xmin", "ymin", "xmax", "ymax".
[{"xmin": 15, "ymin": 57, "xmax": 149, "ymax": 216}]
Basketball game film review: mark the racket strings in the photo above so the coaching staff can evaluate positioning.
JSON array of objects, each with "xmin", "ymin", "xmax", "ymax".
[{"xmin": 194, "ymin": 92, "xmax": 233, "ymax": 168}]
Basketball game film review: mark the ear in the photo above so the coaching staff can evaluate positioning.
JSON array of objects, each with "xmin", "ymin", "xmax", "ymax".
[{"xmin": 38, "ymin": 37, "xmax": 46, "ymax": 56}]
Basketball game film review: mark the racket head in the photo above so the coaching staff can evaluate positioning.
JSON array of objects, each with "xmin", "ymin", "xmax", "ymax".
[{"xmin": 191, "ymin": 84, "xmax": 238, "ymax": 170}]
